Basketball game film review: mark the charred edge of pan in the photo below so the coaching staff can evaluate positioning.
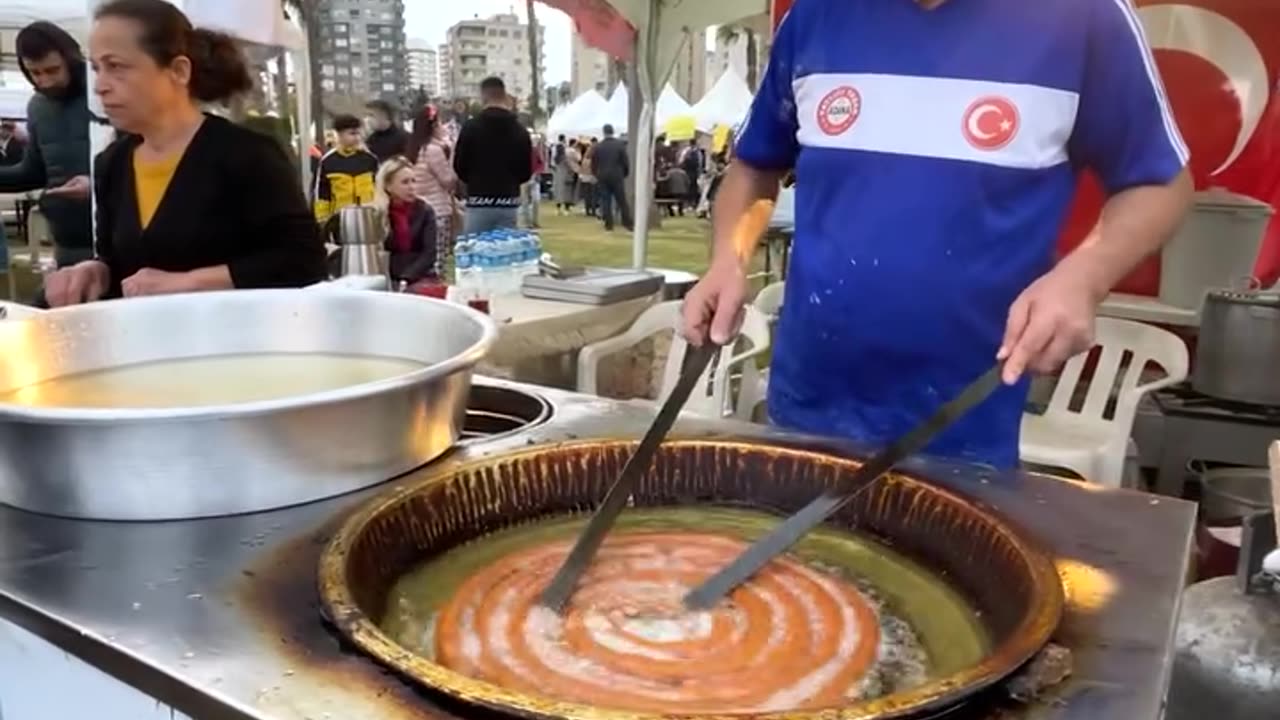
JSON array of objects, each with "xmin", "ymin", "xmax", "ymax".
[
  {"xmin": 235, "ymin": 515, "xmax": 460, "ymax": 719},
  {"xmin": 317, "ymin": 440, "xmax": 1064, "ymax": 720}
]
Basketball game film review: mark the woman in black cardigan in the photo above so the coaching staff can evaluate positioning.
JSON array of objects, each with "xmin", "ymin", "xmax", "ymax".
[{"xmin": 45, "ymin": 0, "xmax": 325, "ymax": 307}]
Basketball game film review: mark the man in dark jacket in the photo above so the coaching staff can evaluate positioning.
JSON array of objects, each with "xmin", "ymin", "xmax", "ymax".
[
  {"xmin": 453, "ymin": 77, "xmax": 533, "ymax": 233},
  {"xmin": 0, "ymin": 22, "xmax": 94, "ymax": 270},
  {"xmin": 364, "ymin": 100, "xmax": 409, "ymax": 163},
  {"xmin": 592, "ymin": 124, "xmax": 632, "ymax": 231}
]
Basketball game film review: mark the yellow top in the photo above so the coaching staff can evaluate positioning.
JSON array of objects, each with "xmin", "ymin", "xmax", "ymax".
[{"xmin": 133, "ymin": 150, "xmax": 183, "ymax": 230}]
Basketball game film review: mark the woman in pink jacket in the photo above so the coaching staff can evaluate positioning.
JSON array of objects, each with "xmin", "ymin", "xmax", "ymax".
[{"xmin": 409, "ymin": 105, "xmax": 457, "ymax": 267}]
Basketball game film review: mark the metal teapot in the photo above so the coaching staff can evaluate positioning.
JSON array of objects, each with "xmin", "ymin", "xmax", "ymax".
[{"xmin": 325, "ymin": 205, "xmax": 387, "ymax": 279}]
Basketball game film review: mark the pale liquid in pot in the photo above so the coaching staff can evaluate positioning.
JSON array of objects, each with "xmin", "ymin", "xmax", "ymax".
[{"xmin": 0, "ymin": 352, "xmax": 427, "ymax": 409}]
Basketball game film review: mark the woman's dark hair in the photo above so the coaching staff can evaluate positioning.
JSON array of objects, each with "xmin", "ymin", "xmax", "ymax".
[
  {"xmin": 95, "ymin": 0, "xmax": 252, "ymax": 104},
  {"xmin": 407, "ymin": 106, "xmax": 447, "ymax": 162},
  {"xmin": 332, "ymin": 114, "xmax": 362, "ymax": 132}
]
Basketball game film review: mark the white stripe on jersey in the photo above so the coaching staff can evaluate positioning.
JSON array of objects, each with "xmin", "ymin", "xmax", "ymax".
[
  {"xmin": 794, "ymin": 73, "xmax": 1080, "ymax": 170},
  {"xmin": 1111, "ymin": 0, "xmax": 1191, "ymax": 163}
]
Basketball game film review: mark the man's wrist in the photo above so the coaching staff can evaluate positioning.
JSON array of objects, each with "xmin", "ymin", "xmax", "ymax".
[{"xmin": 1054, "ymin": 250, "xmax": 1115, "ymax": 305}]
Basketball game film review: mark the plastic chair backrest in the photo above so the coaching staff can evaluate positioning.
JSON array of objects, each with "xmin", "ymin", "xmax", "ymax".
[
  {"xmin": 1044, "ymin": 317, "xmax": 1189, "ymax": 426},
  {"xmin": 658, "ymin": 305, "xmax": 772, "ymax": 418},
  {"xmin": 753, "ymin": 281, "xmax": 785, "ymax": 319}
]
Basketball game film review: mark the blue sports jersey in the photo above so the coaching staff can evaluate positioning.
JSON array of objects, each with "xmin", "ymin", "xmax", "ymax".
[{"xmin": 736, "ymin": 0, "xmax": 1188, "ymax": 469}]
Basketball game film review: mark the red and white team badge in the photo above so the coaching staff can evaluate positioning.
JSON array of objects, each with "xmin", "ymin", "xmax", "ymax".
[
  {"xmin": 816, "ymin": 86, "xmax": 862, "ymax": 136},
  {"xmin": 962, "ymin": 96, "xmax": 1020, "ymax": 150}
]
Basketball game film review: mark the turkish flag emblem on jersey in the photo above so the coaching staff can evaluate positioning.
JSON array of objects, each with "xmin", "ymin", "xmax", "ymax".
[{"xmin": 1060, "ymin": 0, "xmax": 1280, "ymax": 291}]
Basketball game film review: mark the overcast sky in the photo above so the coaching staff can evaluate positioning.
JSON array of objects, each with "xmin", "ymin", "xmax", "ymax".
[{"xmin": 405, "ymin": 2, "xmax": 576, "ymax": 85}]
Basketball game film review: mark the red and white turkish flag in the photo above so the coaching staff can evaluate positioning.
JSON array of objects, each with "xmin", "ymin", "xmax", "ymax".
[
  {"xmin": 772, "ymin": 0, "xmax": 795, "ymax": 31},
  {"xmin": 1059, "ymin": 0, "xmax": 1280, "ymax": 291}
]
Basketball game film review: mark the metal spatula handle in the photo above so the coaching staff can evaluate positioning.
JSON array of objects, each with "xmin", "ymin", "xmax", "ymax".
[
  {"xmin": 540, "ymin": 343, "xmax": 720, "ymax": 611},
  {"xmin": 683, "ymin": 363, "xmax": 1004, "ymax": 610}
]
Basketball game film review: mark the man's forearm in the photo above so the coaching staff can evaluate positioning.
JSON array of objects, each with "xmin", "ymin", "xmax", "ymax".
[
  {"xmin": 1057, "ymin": 169, "xmax": 1194, "ymax": 300},
  {"xmin": 710, "ymin": 162, "xmax": 786, "ymax": 269}
]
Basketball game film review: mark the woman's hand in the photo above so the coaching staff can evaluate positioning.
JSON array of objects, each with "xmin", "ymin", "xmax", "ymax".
[
  {"xmin": 121, "ymin": 268, "xmax": 194, "ymax": 298},
  {"xmin": 45, "ymin": 260, "xmax": 110, "ymax": 307}
]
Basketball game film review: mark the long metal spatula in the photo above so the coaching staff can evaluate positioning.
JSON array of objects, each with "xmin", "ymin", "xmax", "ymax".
[
  {"xmin": 683, "ymin": 363, "xmax": 1005, "ymax": 610},
  {"xmin": 540, "ymin": 342, "xmax": 720, "ymax": 612}
]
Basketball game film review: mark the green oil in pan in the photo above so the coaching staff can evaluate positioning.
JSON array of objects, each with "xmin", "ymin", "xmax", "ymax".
[{"xmin": 383, "ymin": 506, "xmax": 990, "ymax": 681}]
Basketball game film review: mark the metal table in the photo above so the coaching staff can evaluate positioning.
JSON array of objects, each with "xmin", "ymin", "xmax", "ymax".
[{"xmin": 0, "ymin": 380, "xmax": 1196, "ymax": 720}]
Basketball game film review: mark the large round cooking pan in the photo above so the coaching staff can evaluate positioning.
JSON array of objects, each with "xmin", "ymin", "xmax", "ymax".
[
  {"xmin": 0, "ymin": 290, "xmax": 496, "ymax": 521},
  {"xmin": 320, "ymin": 440, "xmax": 1064, "ymax": 720}
]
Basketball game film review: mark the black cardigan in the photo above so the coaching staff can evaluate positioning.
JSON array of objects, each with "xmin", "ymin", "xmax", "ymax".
[{"xmin": 94, "ymin": 115, "xmax": 326, "ymax": 296}]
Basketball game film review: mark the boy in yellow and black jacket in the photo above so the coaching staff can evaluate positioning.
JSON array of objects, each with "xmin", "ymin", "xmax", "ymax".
[{"xmin": 313, "ymin": 114, "xmax": 379, "ymax": 223}]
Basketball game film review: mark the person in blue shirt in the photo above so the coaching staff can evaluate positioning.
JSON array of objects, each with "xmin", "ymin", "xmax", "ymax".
[{"xmin": 681, "ymin": 0, "xmax": 1193, "ymax": 470}]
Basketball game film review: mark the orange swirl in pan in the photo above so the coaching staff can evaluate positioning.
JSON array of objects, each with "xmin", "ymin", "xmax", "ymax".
[{"xmin": 435, "ymin": 532, "xmax": 883, "ymax": 713}]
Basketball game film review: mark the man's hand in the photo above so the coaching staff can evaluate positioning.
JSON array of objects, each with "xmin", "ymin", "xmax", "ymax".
[
  {"xmin": 44, "ymin": 175, "xmax": 91, "ymax": 200},
  {"xmin": 997, "ymin": 265, "xmax": 1105, "ymax": 385},
  {"xmin": 121, "ymin": 268, "xmax": 194, "ymax": 298},
  {"xmin": 681, "ymin": 259, "xmax": 749, "ymax": 346},
  {"xmin": 45, "ymin": 260, "xmax": 110, "ymax": 307}
]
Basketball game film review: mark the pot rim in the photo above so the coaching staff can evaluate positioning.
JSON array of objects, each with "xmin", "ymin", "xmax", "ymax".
[
  {"xmin": 0, "ymin": 289, "xmax": 498, "ymax": 423},
  {"xmin": 318, "ymin": 439, "xmax": 1065, "ymax": 720}
]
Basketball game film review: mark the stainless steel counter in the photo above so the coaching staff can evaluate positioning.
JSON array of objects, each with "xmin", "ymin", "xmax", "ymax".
[{"xmin": 0, "ymin": 380, "xmax": 1196, "ymax": 720}]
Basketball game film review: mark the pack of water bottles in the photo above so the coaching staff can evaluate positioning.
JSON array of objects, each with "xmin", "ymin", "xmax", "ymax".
[{"xmin": 454, "ymin": 229, "xmax": 543, "ymax": 298}]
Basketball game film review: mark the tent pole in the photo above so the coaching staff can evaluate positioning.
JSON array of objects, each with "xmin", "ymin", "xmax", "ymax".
[{"xmin": 630, "ymin": 0, "xmax": 662, "ymax": 270}]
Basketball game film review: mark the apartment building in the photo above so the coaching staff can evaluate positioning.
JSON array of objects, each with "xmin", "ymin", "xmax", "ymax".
[
  {"xmin": 571, "ymin": 29, "xmax": 704, "ymax": 102},
  {"xmin": 570, "ymin": 33, "xmax": 609, "ymax": 97},
  {"xmin": 314, "ymin": 0, "xmax": 408, "ymax": 101},
  {"xmin": 443, "ymin": 13, "xmax": 545, "ymax": 104},
  {"xmin": 437, "ymin": 43, "xmax": 453, "ymax": 98},
  {"xmin": 407, "ymin": 38, "xmax": 439, "ymax": 97}
]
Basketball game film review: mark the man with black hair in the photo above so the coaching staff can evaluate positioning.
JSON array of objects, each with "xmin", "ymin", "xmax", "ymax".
[
  {"xmin": 0, "ymin": 21, "xmax": 95, "ymax": 272},
  {"xmin": 364, "ymin": 99, "xmax": 409, "ymax": 163},
  {"xmin": 592, "ymin": 123, "xmax": 631, "ymax": 231},
  {"xmin": 313, "ymin": 114, "xmax": 379, "ymax": 223},
  {"xmin": 453, "ymin": 76, "xmax": 533, "ymax": 233}
]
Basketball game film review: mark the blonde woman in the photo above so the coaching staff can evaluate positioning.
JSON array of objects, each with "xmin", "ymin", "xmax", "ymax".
[
  {"xmin": 408, "ymin": 105, "xmax": 457, "ymax": 267},
  {"xmin": 374, "ymin": 157, "xmax": 438, "ymax": 285}
]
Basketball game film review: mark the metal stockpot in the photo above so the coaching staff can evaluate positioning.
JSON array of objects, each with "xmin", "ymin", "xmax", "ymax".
[
  {"xmin": 0, "ymin": 290, "xmax": 496, "ymax": 521},
  {"xmin": 1194, "ymin": 290, "xmax": 1280, "ymax": 405}
]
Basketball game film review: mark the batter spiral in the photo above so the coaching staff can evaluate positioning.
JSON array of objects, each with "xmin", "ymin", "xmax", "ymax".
[{"xmin": 434, "ymin": 532, "xmax": 886, "ymax": 713}]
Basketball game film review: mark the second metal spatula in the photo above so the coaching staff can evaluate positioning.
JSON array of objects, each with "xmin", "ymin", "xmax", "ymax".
[
  {"xmin": 683, "ymin": 363, "xmax": 1005, "ymax": 610},
  {"xmin": 540, "ymin": 343, "xmax": 719, "ymax": 611}
]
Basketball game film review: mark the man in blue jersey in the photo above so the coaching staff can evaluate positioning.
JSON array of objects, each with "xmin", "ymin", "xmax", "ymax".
[{"xmin": 682, "ymin": 0, "xmax": 1193, "ymax": 469}]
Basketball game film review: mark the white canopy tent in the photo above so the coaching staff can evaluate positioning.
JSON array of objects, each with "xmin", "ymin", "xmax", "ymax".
[
  {"xmin": 692, "ymin": 68, "xmax": 754, "ymax": 132},
  {"xmin": 583, "ymin": 83, "xmax": 694, "ymax": 137},
  {"xmin": 572, "ymin": 0, "xmax": 769, "ymax": 267},
  {"xmin": 547, "ymin": 89, "xmax": 609, "ymax": 138},
  {"xmin": 600, "ymin": 82, "xmax": 630, "ymax": 134},
  {"xmin": 655, "ymin": 84, "xmax": 694, "ymax": 130}
]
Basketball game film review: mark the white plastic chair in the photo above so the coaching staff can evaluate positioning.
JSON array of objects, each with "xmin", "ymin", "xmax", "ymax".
[
  {"xmin": 1020, "ymin": 317, "xmax": 1188, "ymax": 488},
  {"xmin": 753, "ymin": 281, "xmax": 785, "ymax": 321},
  {"xmin": 577, "ymin": 301, "xmax": 771, "ymax": 420},
  {"xmin": 734, "ymin": 282, "xmax": 786, "ymax": 420}
]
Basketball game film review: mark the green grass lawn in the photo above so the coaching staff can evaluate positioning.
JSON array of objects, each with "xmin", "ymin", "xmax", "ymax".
[{"xmin": 535, "ymin": 204, "xmax": 715, "ymax": 273}]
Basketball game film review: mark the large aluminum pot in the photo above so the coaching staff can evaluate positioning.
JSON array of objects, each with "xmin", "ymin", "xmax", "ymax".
[
  {"xmin": 0, "ymin": 290, "xmax": 497, "ymax": 521},
  {"xmin": 1195, "ymin": 290, "xmax": 1280, "ymax": 405}
]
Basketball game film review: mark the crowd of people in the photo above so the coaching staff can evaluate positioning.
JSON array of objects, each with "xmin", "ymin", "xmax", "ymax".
[{"xmin": 0, "ymin": 0, "xmax": 734, "ymax": 310}]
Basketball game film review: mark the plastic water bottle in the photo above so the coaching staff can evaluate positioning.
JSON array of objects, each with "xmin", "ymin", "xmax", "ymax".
[
  {"xmin": 454, "ymin": 234, "xmax": 475, "ymax": 291},
  {"xmin": 475, "ymin": 234, "xmax": 499, "ymax": 297},
  {"xmin": 498, "ymin": 230, "xmax": 522, "ymax": 294},
  {"xmin": 517, "ymin": 230, "xmax": 541, "ymax": 283}
]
